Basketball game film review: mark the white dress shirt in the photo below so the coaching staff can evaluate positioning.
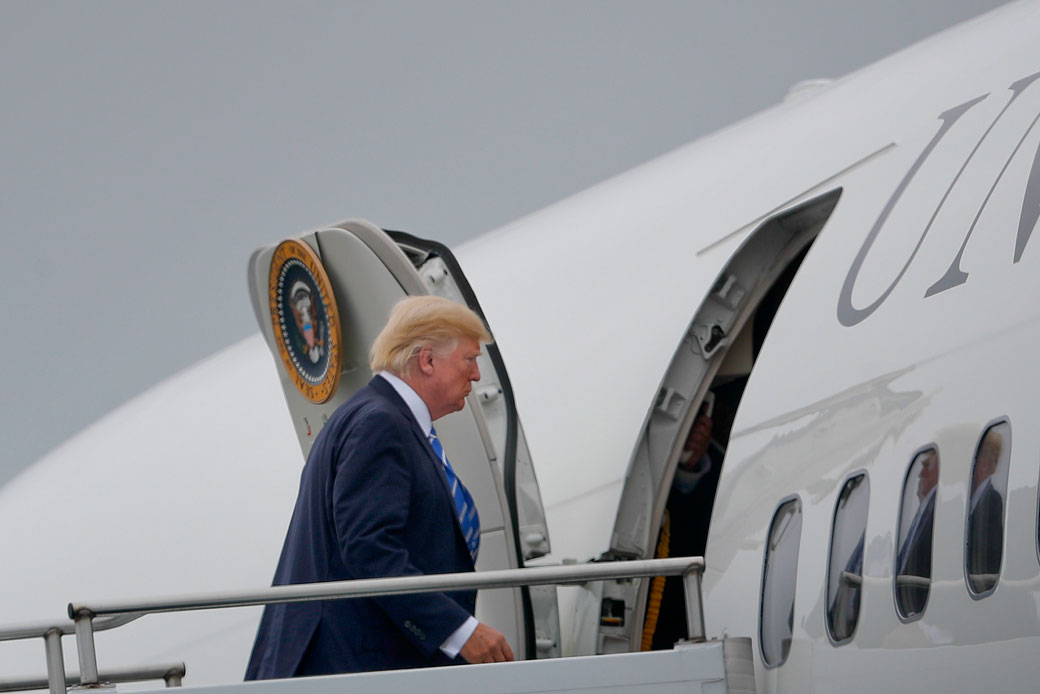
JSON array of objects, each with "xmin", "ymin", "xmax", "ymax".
[
  {"xmin": 377, "ymin": 371, "xmax": 479, "ymax": 658},
  {"xmin": 970, "ymin": 477, "xmax": 994, "ymax": 513}
]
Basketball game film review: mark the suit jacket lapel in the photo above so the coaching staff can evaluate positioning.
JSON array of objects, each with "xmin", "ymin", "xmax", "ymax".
[{"xmin": 368, "ymin": 377, "xmax": 467, "ymax": 540}]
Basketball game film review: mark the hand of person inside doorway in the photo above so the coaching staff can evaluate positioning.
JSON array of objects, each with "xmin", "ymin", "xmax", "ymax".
[{"xmin": 679, "ymin": 404, "xmax": 713, "ymax": 470}]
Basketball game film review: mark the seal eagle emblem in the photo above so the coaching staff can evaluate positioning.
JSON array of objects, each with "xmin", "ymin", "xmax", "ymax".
[{"xmin": 268, "ymin": 239, "xmax": 342, "ymax": 403}]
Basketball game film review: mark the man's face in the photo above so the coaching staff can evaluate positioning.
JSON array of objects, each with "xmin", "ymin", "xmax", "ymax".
[
  {"xmin": 426, "ymin": 337, "xmax": 482, "ymax": 420},
  {"xmin": 917, "ymin": 452, "xmax": 939, "ymax": 500},
  {"xmin": 973, "ymin": 453, "xmax": 997, "ymax": 490}
]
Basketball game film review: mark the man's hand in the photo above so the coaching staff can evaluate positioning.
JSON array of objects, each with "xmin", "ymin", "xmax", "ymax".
[
  {"xmin": 459, "ymin": 623, "xmax": 515, "ymax": 664},
  {"xmin": 679, "ymin": 409, "xmax": 713, "ymax": 469}
]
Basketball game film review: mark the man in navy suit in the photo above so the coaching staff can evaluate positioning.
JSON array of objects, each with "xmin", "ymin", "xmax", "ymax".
[
  {"xmin": 246, "ymin": 296, "xmax": 514, "ymax": 678},
  {"xmin": 896, "ymin": 450, "xmax": 938, "ymax": 617},
  {"xmin": 966, "ymin": 428, "xmax": 1005, "ymax": 594}
]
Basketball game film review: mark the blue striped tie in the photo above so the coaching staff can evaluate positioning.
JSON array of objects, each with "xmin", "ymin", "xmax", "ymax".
[{"xmin": 428, "ymin": 427, "xmax": 480, "ymax": 563}]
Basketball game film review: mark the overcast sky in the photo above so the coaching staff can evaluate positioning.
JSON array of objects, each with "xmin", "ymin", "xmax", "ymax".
[{"xmin": 0, "ymin": 0, "xmax": 1009, "ymax": 488}]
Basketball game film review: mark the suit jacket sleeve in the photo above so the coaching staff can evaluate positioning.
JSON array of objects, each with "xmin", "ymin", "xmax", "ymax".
[{"xmin": 331, "ymin": 410, "xmax": 471, "ymax": 656}]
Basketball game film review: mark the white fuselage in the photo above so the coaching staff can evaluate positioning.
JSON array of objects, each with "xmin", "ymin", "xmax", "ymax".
[{"xmin": 2, "ymin": 2, "xmax": 1039, "ymax": 692}]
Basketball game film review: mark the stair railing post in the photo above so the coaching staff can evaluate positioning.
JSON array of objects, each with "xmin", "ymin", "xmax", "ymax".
[
  {"xmin": 43, "ymin": 627, "xmax": 66, "ymax": 694},
  {"xmin": 682, "ymin": 565, "xmax": 706, "ymax": 643},
  {"xmin": 72, "ymin": 611, "xmax": 99, "ymax": 686}
]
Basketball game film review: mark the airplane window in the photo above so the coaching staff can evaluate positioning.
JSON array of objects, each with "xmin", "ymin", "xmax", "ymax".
[
  {"xmin": 966, "ymin": 421, "xmax": 1010, "ymax": 597},
  {"xmin": 826, "ymin": 473, "xmax": 868, "ymax": 644},
  {"xmin": 894, "ymin": 448, "xmax": 939, "ymax": 621},
  {"xmin": 760, "ymin": 497, "xmax": 802, "ymax": 668}
]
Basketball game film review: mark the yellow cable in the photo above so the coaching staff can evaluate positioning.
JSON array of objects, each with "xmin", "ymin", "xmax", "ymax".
[{"xmin": 640, "ymin": 510, "xmax": 670, "ymax": 651}]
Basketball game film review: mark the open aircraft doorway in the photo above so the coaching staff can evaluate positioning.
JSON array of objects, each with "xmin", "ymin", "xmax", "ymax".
[
  {"xmin": 246, "ymin": 221, "xmax": 558, "ymax": 661},
  {"xmin": 585, "ymin": 189, "xmax": 843, "ymax": 655}
]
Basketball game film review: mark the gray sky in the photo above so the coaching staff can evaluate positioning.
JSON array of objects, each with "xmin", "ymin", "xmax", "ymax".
[{"xmin": 0, "ymin": 0, "xmax": 1008, "ymax": 488}]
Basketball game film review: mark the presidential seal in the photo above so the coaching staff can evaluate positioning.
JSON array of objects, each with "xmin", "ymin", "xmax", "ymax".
[{"xmin": 268, "ymin": 239, "xmax": 342, "ymax": 403}]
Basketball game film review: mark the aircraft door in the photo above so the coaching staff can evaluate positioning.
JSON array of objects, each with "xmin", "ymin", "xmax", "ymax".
[
  {"xmin": 246, "ymin": 220, "xmax": 558, "ymax": 660},
  {"xmin": 591, "ymin": 191, "xmax": 841, "ymax": 655}
]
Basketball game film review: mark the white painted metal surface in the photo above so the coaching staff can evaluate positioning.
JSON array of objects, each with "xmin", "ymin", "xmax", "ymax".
[
  {"xmin": 130, "ymin": 641, "xmax": 748, "ymax": 694},
  {"xmin": 2, "ymin": 2, "xmax": 1039, "ymax": 692}
]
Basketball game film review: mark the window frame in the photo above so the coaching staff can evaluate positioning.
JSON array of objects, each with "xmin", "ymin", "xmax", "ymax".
[
  {"xmin": 892, "ymin": 444, "xmax": 940, "ymax": 623},
  {"xmin": 1036, "ymin": 442, "xmax": 1040, "ymax": 569},
  {"xmin": 825, "ymin": 471, "xmax": 869, "ymax": 646},
  {"xmin": 759, "ymin": 494, "xmax": 803, "ymax": 669},
  {"xmin": 964, "ymin": 417, "xmax": 1011, "ymax": 601}
]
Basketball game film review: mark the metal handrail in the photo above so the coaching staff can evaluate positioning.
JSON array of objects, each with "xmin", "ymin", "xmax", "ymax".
[
  {"xmin": 0, "ymin": 615, "xmax": 140, "ymax": 642},
  {"xmin": 894, "ymin": 574, "xmax": 930, "ymax": 588},
  {"xmin": 0, "ymin": 615, "xmax": 146, "ymax": 694},
  {"xmin": 0, "ymin": 663, "xmax": 185, "ymax": 693},
  {"xmin": 65, "ymin": 557, "xmax": 705, "ymax": 688}
]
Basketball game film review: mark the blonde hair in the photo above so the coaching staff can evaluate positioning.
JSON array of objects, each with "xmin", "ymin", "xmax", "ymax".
[
  {"xmin": 369, "ymin": 295, "xmax": 492, "ymax": 376},
  {"xmin": 978, "ymin": 428, "xmax": 1003, "ymax": 468}
]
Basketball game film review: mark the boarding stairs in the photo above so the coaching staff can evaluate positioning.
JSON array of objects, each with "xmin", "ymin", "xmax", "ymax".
[{"xmin": 0, "ymin": 558, "xmax": 755, "ymax": 694}]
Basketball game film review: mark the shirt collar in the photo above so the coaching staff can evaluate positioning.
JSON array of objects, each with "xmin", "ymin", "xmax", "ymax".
[
  {"xmin": 970, "ymin": 477, "xmax": 993, "ymax": 511},
  {"xmin": 378, "ymin": 371, "xmax": 432, "ymax": 435},
  {"xmin": 920, "ymin": 487, "xmax": 936, "ymax": 510}
]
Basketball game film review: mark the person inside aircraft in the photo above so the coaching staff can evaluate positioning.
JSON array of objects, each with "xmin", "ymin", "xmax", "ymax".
[
  {"xmin": 966, "ymin": 428, "xmax": 1005, "ymax": 593},
  {"xmin": 646, "ymin": 395, "xmax": 730, "ymax": 650},
  {"xmin": 644, "ymin": 249, "xmax": 808, "ymax": 650},
  {"xmin": 673, "ymin": 406, "xmax": 718, "ymax": 510},
  {"xmin": 895, "ymin": 449, "xmax": 938, "ymax": 617},
  {"xmin": 644, "ymin": 251, "xmax": 805, "ymax": 650},
  {"xmin": 827, "ymin": 471, "xmax": 868, "ymax": 642},
  {"xmin": 245, "ymin": 296, "xmax": 513, "ymax": 679},
  {"xmin": 830, "ymin": 535, "xmax": 864, "ymax": 638}
]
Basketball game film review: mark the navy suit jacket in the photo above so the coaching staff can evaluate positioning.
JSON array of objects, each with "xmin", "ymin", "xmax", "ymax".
[
  {"xmin": 896, "ymin": 491, "xmax": 935, "ymax": 616},
  {"xmin": 245, "ymin": 377, "xmax": 476, "ymax": 678},
  {"xmin": 967, "ymin": 480, "xmax": 1004, "ymax": 590}
]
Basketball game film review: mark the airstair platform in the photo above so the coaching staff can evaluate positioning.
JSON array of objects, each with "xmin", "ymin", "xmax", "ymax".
[
  {"xmin": 148, "ymin": 639, "xmax": 754, "ymax": 694},
  {"xmin": 3, "ymin": 558, "xmax": 756, "ymax": 694}
]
